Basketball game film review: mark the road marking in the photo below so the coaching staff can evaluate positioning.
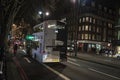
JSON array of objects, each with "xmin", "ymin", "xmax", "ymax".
[
  {"xmin": 88, "ymin": 68, "xmax": 120, "ymax": 80},
  {"xmin": 43, "ymin": 64, "xmax": 71, "ymax": 80},
  {"xmin": 68, "ymin": 61, "xmax": 81, "ymax": 67},
  {"xmin": 24, "ymin": 57, "xmax": 31, "ymax": 63}
]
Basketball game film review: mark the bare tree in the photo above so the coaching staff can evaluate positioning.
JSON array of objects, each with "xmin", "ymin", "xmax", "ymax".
[{"xmin": 0, "ymin": 0, "xmax": 24, "ymax": 48}]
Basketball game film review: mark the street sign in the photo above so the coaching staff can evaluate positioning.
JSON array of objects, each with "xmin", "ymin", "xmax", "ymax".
[{"xmin": 25, "ymin": 34, "xmax": 35, "ymax": 40}]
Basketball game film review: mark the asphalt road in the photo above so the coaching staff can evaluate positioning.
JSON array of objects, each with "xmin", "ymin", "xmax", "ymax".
[
  {"xmin": 45, "ymin": 57, "xmax": 120, "ymax": 80},
  {"xmin": 16, "ymin": 51, "xmax": 120, "ymax": 80}
]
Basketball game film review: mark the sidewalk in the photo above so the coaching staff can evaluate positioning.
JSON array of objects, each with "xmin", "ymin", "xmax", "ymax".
[
  {"xmin": 68, "ymin": 52, "xmax": 120, "ymax": 69},
  {"xmin": 6, "ymin": 52, "xmax": 22, "ymax": 80}
]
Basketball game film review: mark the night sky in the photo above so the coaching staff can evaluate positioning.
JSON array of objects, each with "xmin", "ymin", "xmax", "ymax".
[{"xmin": 15, "ymin": 0, "xmax": 120, "ymax": 26}]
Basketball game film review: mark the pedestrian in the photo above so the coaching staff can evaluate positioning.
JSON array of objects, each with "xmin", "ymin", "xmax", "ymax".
[{"xmin": 13, "ymin": 44, "xmax": 18, "ymax": 56}]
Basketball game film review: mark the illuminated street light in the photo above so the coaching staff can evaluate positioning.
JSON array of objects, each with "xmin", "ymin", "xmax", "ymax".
[
  {"xmin": 45, "ymin": 12, "xmax": 50, "ymax": 16},
  {"xmin": 38, "ymin": 11, "xmax": 42, "ymax": 15},
  {"xmin": 38, "ymin": 11, "xmax": 50, "ymax": 22},
  {"xmin": 71, "ymin": 0, "xmax": 76, "ymax": 3},
  {"xmin": 70, "ymin": 0, "xmax": 80, "ymax": 56},
  {"xmin": 38, "ymin": 11, "xmax": 50, "ymax": 16}
]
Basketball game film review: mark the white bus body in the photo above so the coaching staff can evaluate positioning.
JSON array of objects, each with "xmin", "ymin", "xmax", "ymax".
[{"xmin": 32, "ymin": 20, "xmax": 65, "ymax": 62}]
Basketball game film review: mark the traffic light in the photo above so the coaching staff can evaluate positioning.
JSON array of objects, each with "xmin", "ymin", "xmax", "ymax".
[{"xmin": 25, "ymin": 34, "xmax": 34, "ymax": 40}]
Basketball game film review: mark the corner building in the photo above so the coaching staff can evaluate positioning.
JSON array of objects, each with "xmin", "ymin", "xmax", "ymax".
[{"xmin": 67, "ymin": 0, "xmax": 116, "ymax": 53}]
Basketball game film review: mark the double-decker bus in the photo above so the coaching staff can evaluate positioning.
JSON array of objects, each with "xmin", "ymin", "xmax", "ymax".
[{"xmin": 31, "ymin": 20, "xmax": 67, "ymax": 63}]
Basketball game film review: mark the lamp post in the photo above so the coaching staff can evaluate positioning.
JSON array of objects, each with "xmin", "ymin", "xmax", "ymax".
[
  {"xmin": 38, "ymin": 11, "xmax": 49, "ymax": 53},
  {"xmin": 71, "ymin": 0, "xmax": 80, "ymax": 56}
]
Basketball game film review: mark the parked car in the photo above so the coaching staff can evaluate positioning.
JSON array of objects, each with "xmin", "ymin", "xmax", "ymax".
[{"xmin": 114, "ymin": 54, "xmax": 120, "ymax": 59}]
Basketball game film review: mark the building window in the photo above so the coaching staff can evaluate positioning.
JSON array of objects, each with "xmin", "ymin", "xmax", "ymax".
[
  {"xmin": 97, "ymin": 35, "xmax": 100, "ymax": 41},
  {"xmin": 93, "ymin": 18, "xmax": 95, "ymax": 24},
  {"xmin": 78, "ymin": 34, "xmax": 81, "ymax": 40},
  {"xmin": 118, "ymin": 31, "xmax": 120, "ymax": 40},
  {"xmin": 93, "ymin": 26, "xmax": 95, "ymax": 32},
  {"xmin": 97, "ymin": 20, "xmax": 102, "ymax": 25},
  {"xmin": 85, "ymin": 25, "xmax": 88, "ymax": 31},
  {"xmin": 79, "ymin": 26, "xmax": 81, "ymax": 31},
  {"xmin": 81, "ymin": 0, "xmax": 86, "ymax": 6},
  {"xmin": 91, "ymin": 1, "xmax": 95, "ymax": 7},
  {"xmin": 98, "ymin": 5, "xmax": 102, "ymax": 10},
  {"xmin": 82, "ymin": 34, "xmax": 84, "ymax": 39},
  {"xmin": 90, "ymin": 17, "xmax": 92, "ymax": 23},
  {"xmin": 104, "ymin": 7, "xmax": 107, "ymax": 12},
  {"xmin": 89, "ymin": 34, "xmax": 91, "ymax": 39},
  {"xmin": 79, "ymin": 18, "xmax": 81, "ymax": 23},
  {"xmin": 92, "ymin": 34, "xmax": 95, "ymax": 40},
  {"xmin": 89, "ymin": 25, "xmax": 91, "ymax": 31},
  {"xmin": 73, "ymin": 32, "xmax": 75, "ymax": 39},
  {"xmin": 97, "ymin": 27, "xmax": 99, "ymax": 32},
  {"xmin": 86, "ymin": 17, "xmax": 89, "ymax": 22},
  {"xmin": 119, "ymin": 8, "xmax": 120, "ymax": 15},
  {"xmin": 103, "ymin": 28, "xmax": 106, "ymax": 41},
  {"xmin": 108, "ymin": 23, "xmax": 112, "ymax": 28},
  {"xmin": 82, "ymin": 25, "xmax": 84, "ymax": 31},
  {"xmin": 83, "ymin": 17, "xmax": 85, "ymax": 22},
  {"xmin": 85, "ymin": 34, "xmax": 88, "ymax": 39},
  {"xmin": 104, "ymin": 22, "xmax": 107, "ymax": 26},
  {"xmin": 108, "ymin": 23, "xmax": 111, "ymax": 28},
  {"xmin": 109, "ymin": 9, "xmax": 112, "ymax": 14}
]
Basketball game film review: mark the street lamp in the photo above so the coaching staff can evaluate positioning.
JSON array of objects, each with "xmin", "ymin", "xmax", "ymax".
[
  {"xmin": 71, "ymin": 0, "xmax": 80, "ymax": 56},
  {"xmin": 38, "ymin": 11, "xmax": 42, "ymax": 15},
  {"xmin": 38, "ymin": 11, "xmax": 50, "ymax": 22},
  {"xmin": 38, "ymin": 11, "xmax": 50, "ymax": 52},
  {"xmin": 71, "ymin": 0, "xmax": 76, "ymax": 4},
  {"xmin": 45, "ymin": 12, "xmax": 50, "ymax": 16},
  {"xmin": 38, "ymin": 11, "xmax": 50, "ymax": 17}
]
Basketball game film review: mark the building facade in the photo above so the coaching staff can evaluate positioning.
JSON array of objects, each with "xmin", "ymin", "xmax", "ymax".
[
  {"xmin": 67, "ymin": 0, "xmax": 116, "ymax": 53},
  {"xmin": 114, "ymin": 8, "xmax": 120, "ymax": 54}
]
